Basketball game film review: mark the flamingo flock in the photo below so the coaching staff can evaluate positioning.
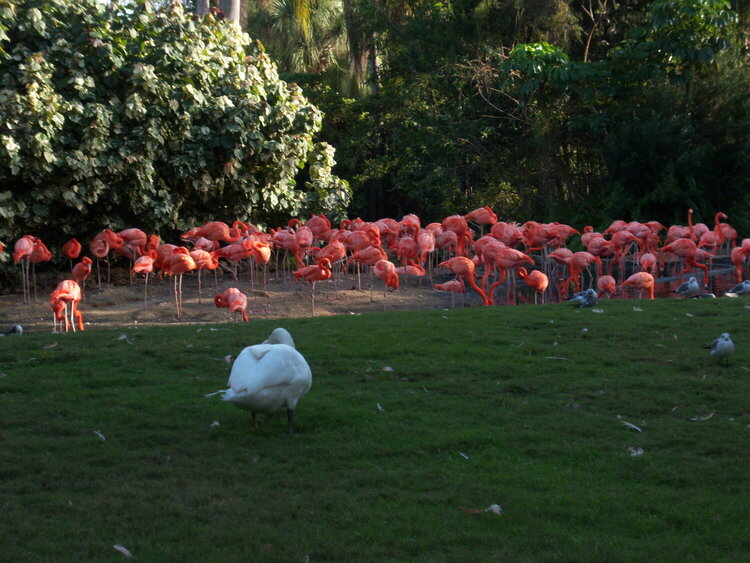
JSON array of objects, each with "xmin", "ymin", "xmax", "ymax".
[{"xmin": 4, "ymin": 205, "xmax": 750, "ymax": 330}]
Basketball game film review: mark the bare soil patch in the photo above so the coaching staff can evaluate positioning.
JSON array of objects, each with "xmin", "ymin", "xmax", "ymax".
[{"xmin": 0, "ymin": 266, "xmax": 470, "ymax": 333}]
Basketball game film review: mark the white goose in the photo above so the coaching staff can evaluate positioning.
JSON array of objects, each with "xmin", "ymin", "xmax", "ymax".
[{"xmin": 207, "ymin": 328, "xmax": 312, "ymax": 433}]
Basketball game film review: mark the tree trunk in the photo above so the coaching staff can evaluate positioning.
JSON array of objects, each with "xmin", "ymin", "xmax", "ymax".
[
  {"xmin": 220, "ymin": 0, "xmax": 241, "ymax": 23},
  {"xmin": 195, "ymin": 0, "xmax": 210, "ymax": 17}
]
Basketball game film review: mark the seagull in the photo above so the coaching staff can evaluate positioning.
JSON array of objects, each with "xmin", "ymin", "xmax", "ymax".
[
  {"xmin": 206, "ymin": 328, "xmax": 312, "ymax": 434},
  {"xmin": 2, "ymin": 325, "xmax": 23, "ymax": 336},
  {"xmin": 709, "ymin": 333, "xmax": 735, "ymax": 365},
  {"xmin": 726, "ymin": 280, "xmax": 750, "ymax": 297},
  {"xmin": 568, "ymin": 288, "xmax": 598, "ymax": 308},
  {"xmin": 673, "ymin": 276, "xmax": 700, "ymax": 298}
]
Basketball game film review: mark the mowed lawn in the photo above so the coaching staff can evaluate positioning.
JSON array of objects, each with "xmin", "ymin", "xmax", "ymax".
[{"xmin": 1, "ymin": 298, "xmax": 749, "ymax": 561}]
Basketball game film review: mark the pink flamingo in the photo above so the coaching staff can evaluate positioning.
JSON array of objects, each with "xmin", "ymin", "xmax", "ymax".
[
  {"xmin": 13, "ymin": 235, "xmax": 36, "ymax": 303},
  {"xmin": 132, "ymin": 250, "xmax": 157, "ymax": 309},
  {"xmin": 373, "ymin": 259, "xmax": 399, "ymax": 309},
  {"xmin": 214, "ymin": 287, "xmax": 249, "ymax": 322},
  {"xmin": 62, "ymin": 238, "xmax": 82, "ymax": 270},
  {"xmin": 162, "ymin": 247, "xmax": 196, "ymax": 320},
  {"xmin": 49, "ymin": 280, "xmax": 84, "ymax": 332},
  {"xmin": 518, "ymin": 267, "xmax": 549, "ymax": 304},
  {"xmin": 596, "ymin": 275, "xmax": 617, "ymax": 299},
  {"xmin": 293, "ymin": 258, "xmax": 332, "ymax": 316},
  {"xmin": 438, "ymin": 256, "xmax": 488, "ymax": 305},
  {"xmin": 621, "ymin": 272, "xmax": 655, "ymax": 299},
  {"xmin": 434, "ymin": 279, "xmax": 466, "ymax": 308}
]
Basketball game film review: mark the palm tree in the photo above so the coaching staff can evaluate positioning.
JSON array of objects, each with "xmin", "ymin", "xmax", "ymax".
[{"xmin": 249, "ymin": 0, "xmax": 348, "ymax": 75}]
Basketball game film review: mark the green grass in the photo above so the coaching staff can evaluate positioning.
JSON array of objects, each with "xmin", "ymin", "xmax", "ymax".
[{"xmin": 2, "ymin": 299, "xmax": 750, "ymax": 561}]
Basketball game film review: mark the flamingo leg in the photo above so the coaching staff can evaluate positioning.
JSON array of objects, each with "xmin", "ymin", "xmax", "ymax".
[
  {"xmin": 143, "ymin": 273, "xmax": 149, "ymax": 310},
  {"xmin": 311, "ymin": 281, "xmax": 316, "ymax": 317},
  {"xmin": 197, "ymin": 269, "xmax": 203, "ymax": 304}
]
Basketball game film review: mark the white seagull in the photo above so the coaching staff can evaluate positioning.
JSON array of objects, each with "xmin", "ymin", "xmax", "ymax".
[
  {"xmin": 568, "ymin": 288, "xmax": 598, "ymax": 308},
  {"xmin": 710, "ymin": 333, "xmax": 735, "ymax": 365},
  {"xmin": 674, "ymin": 276, "xmax": 700, "ymax": 298},
  {"xmin": 726, "ymin": 280, "xmax": 750, "ymax": 297},
  {"xmin": 2, "ymin": 325, "xmax": 23, "ymax": 336},
  {"xmin": 206, "ymin": 328, "xmax": 312, "ymax": 433}
]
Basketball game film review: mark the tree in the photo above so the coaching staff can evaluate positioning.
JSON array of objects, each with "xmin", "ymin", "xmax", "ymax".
[{"xmin": 0, "ymin": 0, "xmax": 350, "ymax": 244}]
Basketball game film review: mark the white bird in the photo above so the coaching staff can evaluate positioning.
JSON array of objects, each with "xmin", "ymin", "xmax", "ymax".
[
  {"xmin": 674, "ymin": 276, "xmax": 699, "ymax": 298},
  {"xmin": 727, "ymin": 280, "xmax": 750, "ymax": 296},
  {"xmin": 206, "ymin": 328, "xmax": 312, "ymax": 433},
  {"xmin": 709, "ymin": 333, "xmax": 735, "ymax": 364},
  {"xmin": 568, "ymin": 288, "xmax": 598, "ymax": 308}
]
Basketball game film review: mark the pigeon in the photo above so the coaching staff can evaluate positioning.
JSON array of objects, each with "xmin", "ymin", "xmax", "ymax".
[
  {"xmin": 726, "ymin": 280, "xmax": 750, "ymax": 297},
  {"xmin": 709, "ymin": 333, "xmax": 735, "ymax": 364},
  {"xmin": 674, "ymin": 276, "xmax": 700, "ymax": 298},
  {"xmin": 2, "ymin": 325, "xmax": 23, "ymax": 336},
  {"xmin": 568, "ymin": 288, "xmax": 598, "ymax": 308}
]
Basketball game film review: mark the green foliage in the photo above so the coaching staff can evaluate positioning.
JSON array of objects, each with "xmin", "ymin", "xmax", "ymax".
[
  {"xmin": 2, "ymin": 301, "xmax": 750, "ymax": 559},
  {"xmin": 0, "ymin": 0, "xmax": 350, "ymax": 243}
]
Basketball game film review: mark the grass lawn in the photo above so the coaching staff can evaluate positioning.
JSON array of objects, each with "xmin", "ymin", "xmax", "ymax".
[{"xmin": 1, "ymin": 298, "xmax": 749, "ymax": 561}]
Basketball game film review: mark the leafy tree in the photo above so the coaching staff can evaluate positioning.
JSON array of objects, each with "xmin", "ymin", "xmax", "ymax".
[{"xmin": 0, "ymin": 0, "xmax": 350, "ymax": 245}]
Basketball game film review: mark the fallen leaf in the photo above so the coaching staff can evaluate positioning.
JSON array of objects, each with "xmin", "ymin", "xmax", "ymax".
[
  {"xmin": 43, "ymin": 342, "xmax": 58, "ymax": 349},
  {"xmin": 628, "ymin": 447, "xmax": 644, "ymax": 457},
  {"xmin": 94, "ymin": 430, "xmax": 106, "ymax": 441}
]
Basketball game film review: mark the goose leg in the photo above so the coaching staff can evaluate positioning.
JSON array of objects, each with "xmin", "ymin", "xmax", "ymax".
[{"xmin": 286, "ymin": 408, "xmax": 295, "ymax": 435}]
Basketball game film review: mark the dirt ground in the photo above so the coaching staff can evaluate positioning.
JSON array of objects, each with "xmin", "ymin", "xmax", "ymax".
[{"xmin": 0, "ymin": 265, "xmax": 471, "ymax": 333}]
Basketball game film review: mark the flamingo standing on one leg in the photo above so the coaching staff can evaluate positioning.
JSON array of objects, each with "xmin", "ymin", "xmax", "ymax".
[
  {"xmin": 28, "ymin": 238, "xmax": 52, "ymax": 302},
  {"xmin": 132, "ymin": 250, "xmax": 157, "ymax": 309},
  {"xmin": 372, "ymin": 259, "xmax": 399, "ymax": 310},
  {"xmin": 293, "ymin": 258, "xmax": 332, "ymax": 317},
  {"xmin": 62, "ymin": 238, "xmax": 82, "ymax": 271},
  {"xmin": 190, "ymin": 248, "xmax": 219, "ymax": 303},
  {"xmin": 434, "ymin": 279, "xmax": 466, "ymax": 308},
  {"xmin": 72, "ymin": 256, "xmax": 93, "ymax": 302}
]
